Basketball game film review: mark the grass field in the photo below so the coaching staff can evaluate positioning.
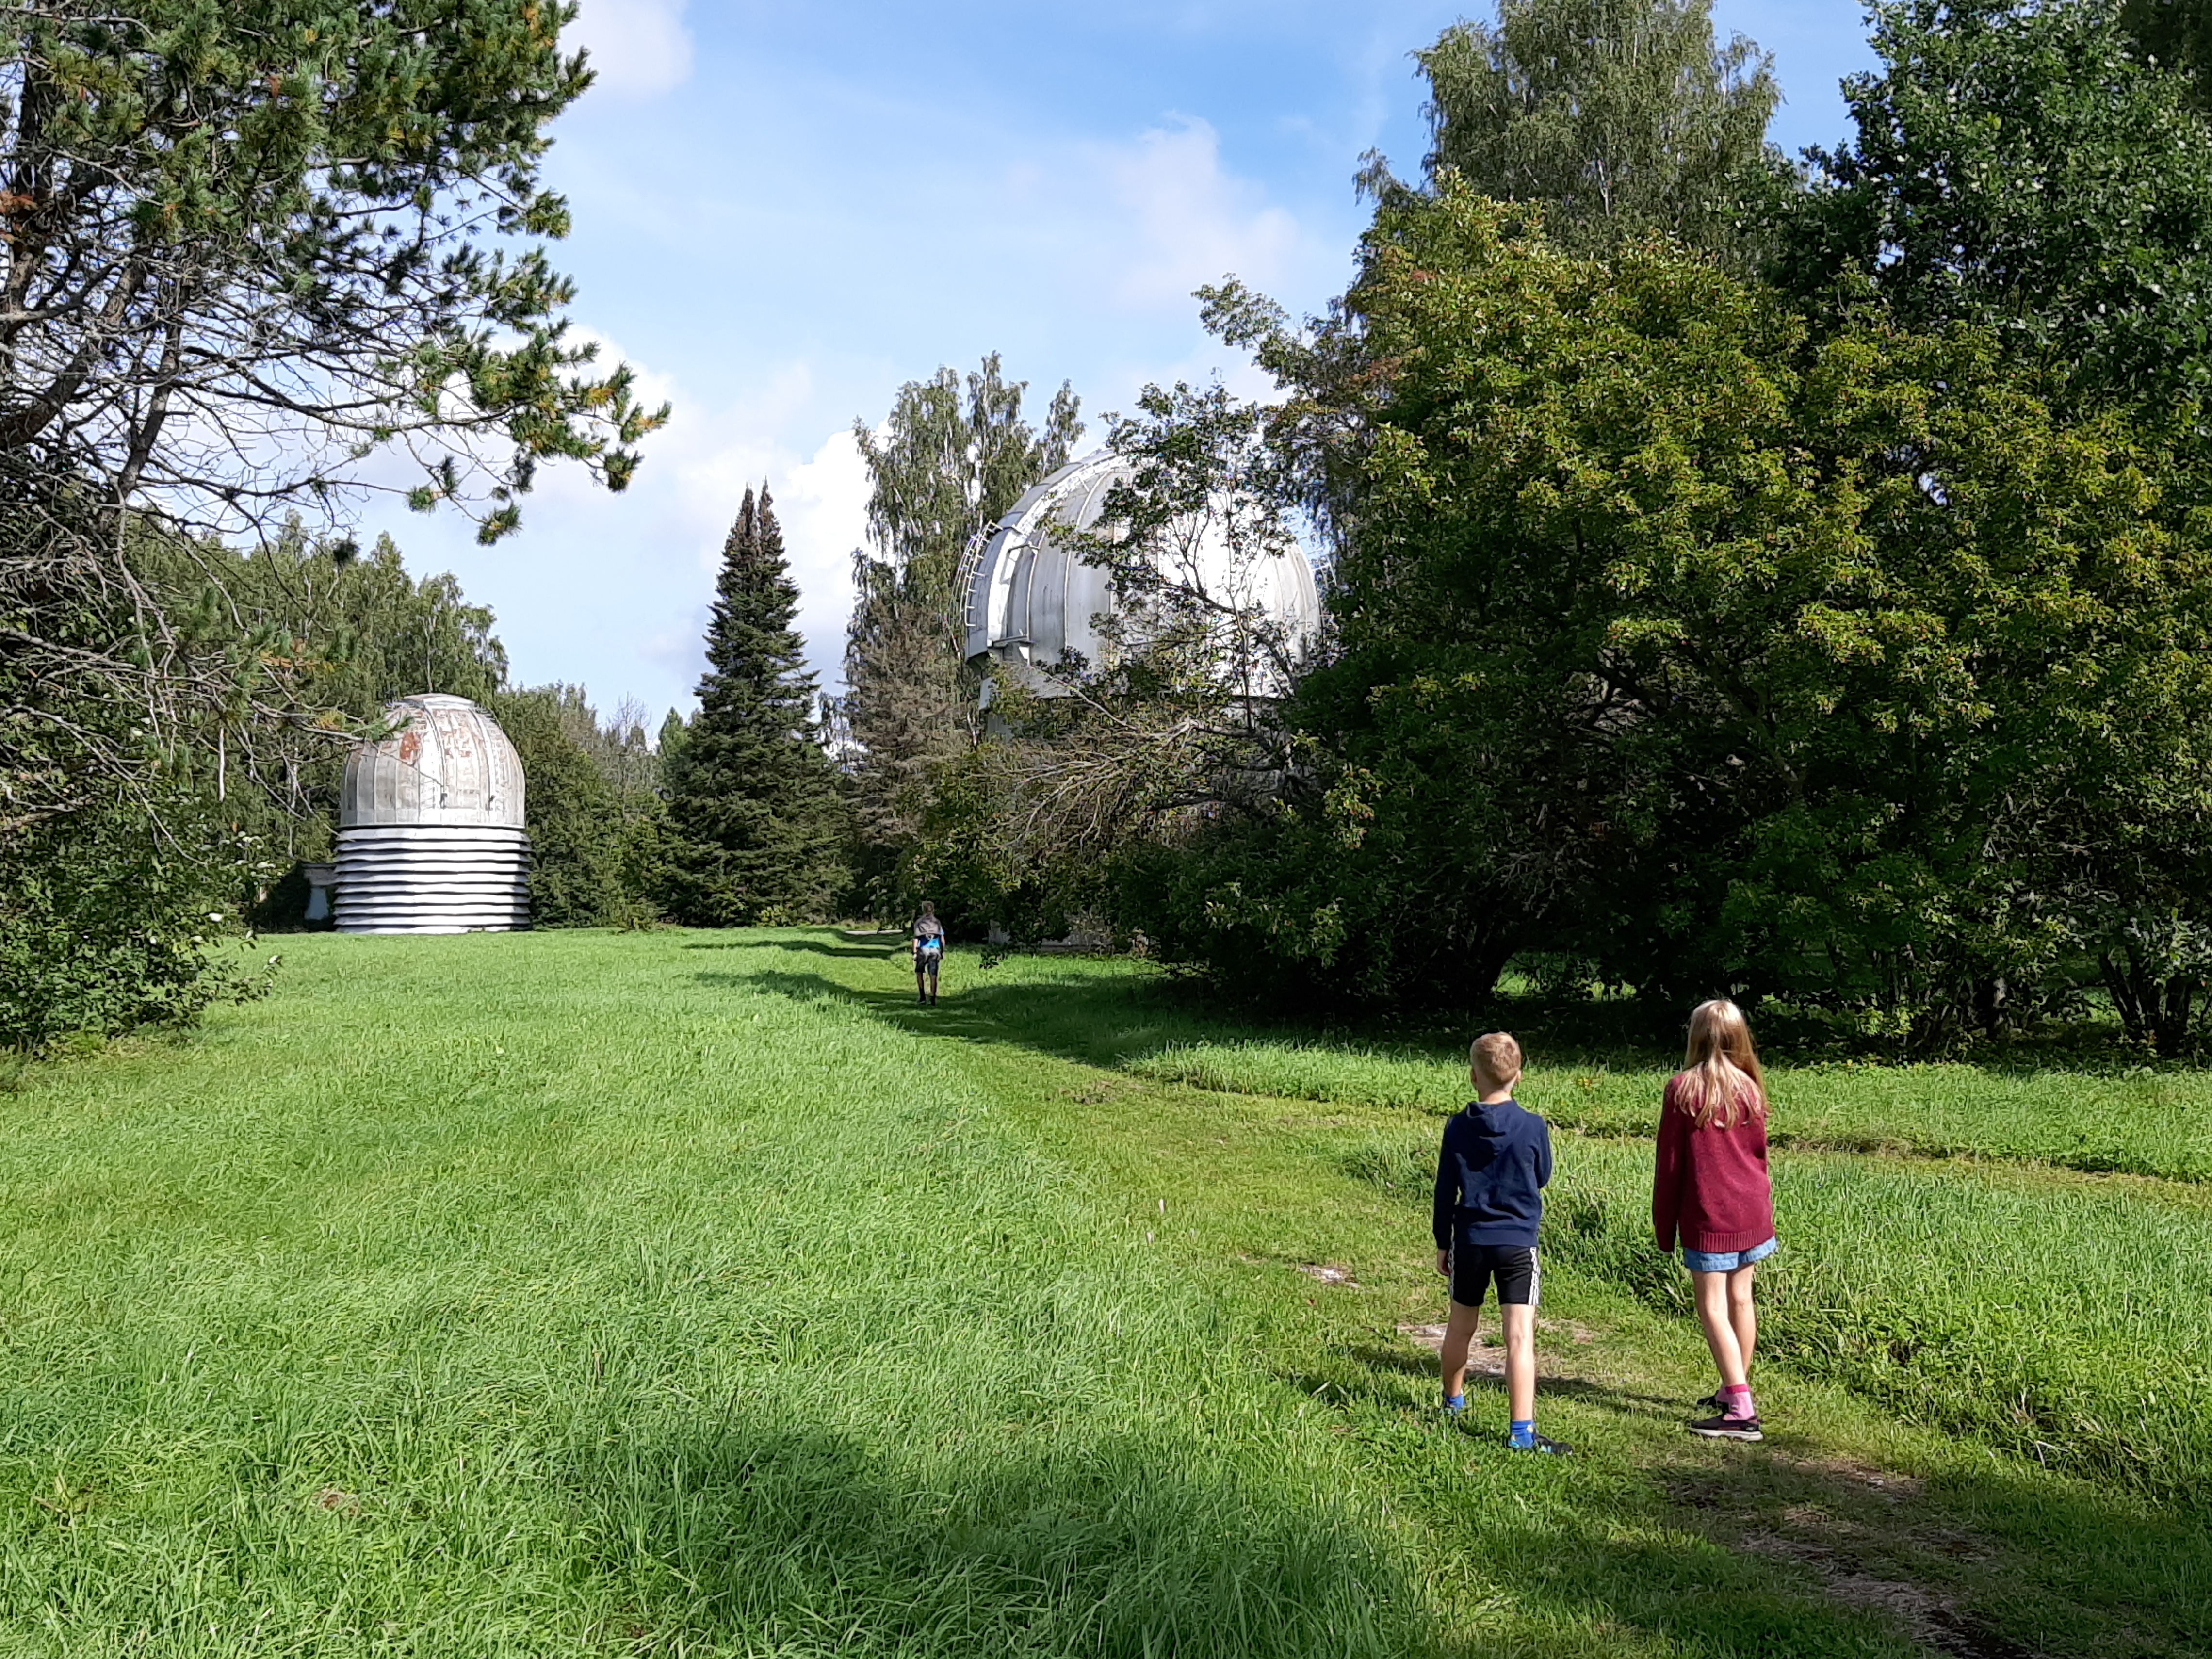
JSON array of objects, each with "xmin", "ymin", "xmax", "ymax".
[{"xmin": 1, "ymin": 931, "xmax": 2207, "ymax": 1656}]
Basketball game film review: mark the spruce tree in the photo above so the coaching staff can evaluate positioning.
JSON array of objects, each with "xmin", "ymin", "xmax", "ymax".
[{"xmin": 665, "ymin": 488, "xmax": 849, "ymax": 925}]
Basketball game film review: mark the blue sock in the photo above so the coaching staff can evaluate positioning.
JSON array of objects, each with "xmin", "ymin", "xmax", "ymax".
[
  {"xmin": 1509, "ymin": 1419, "xmax": 1537, "ymax": 1448},
  {"xmin": 1443, "ymin": 1393, "xmax": 1466, "ymax": 1413}
]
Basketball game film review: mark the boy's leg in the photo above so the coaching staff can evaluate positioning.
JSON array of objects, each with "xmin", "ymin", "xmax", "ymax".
[
  {"xmin": 1692, "ymin": 1270, "xmax": 1749, "ymax": 1387},
  {"xmin": 1440, "ymin": 1297, "xmax": 1482, "ymax": 1401},
  {"xmin": 1727, "ymin": 1264, "xmax": 1758, "ymax": 1372},
  {"xmin": 1500, "ymin": 1301, "xmax": 1536, "ymax": 1425}
]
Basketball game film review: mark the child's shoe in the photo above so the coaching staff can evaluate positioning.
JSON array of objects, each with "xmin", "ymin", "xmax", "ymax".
[
  {"xmin": 1442, "ymin": 1394, "xmax": 1467, "ymax": 1415},
  {"xmin": 1688, "ymin": 1411, "xmax": 1763, "ymax": 1442},
  {"xmin": 1507, "ymin": 1420, "xmax": 1571, "ymax": 1455}
]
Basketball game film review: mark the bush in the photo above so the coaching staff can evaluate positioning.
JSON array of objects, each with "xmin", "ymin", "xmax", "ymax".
[{"xmin": 0, "ymin": 811, "xmax": 273, "ymax": 1050}]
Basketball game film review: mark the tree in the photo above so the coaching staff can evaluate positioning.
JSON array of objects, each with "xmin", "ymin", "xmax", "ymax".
[
  {"xmin": 1768, "ymin": 0, "xmax": 2212, "ymax": 410},
  {"xmin": 1414, "ymin": 0, "xmax": 1779, "ymax": 260},
  {"xmin": 843, "ymin": 355, "xmax": 1079, "ymax": 916},
  {"xmin": 1155, "ymin": 182, "xmax": 2212, "ymax": 1045},
  {"xmin": 2, "ymin": 0, "xmax": 663, "ymax": 1036},
  {"xmin": 2121, "ymin": 0, "xmax": 2212, "ymax": 110},
  {"xmin": 665, "ymin": 488, "xmax": 847, "ymax": 926},
  {"xmin": 492, "ymin": 686, "xmax": 627, "ymax": 928},
  {"xmin": 1, "ymin": 0, "xmax": 662, "ymax": 537}
]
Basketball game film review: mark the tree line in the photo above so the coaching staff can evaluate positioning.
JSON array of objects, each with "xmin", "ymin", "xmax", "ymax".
[
  {"xmin": 18, "ymin": 0, "xmax": 2212, "ymax": 1057},
  {"xmin": 851, "ymin": 0, "xmax": 2212, "ymax": 1054}
]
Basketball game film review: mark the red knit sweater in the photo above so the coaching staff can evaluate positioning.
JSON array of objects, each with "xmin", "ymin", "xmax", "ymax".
[{"xmin": 1652, "ymin": 1073, "xmax": 1774, "ymax": 1254}]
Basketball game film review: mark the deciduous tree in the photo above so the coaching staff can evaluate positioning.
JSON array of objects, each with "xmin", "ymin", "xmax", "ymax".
[
  {"xmin": 843, "ymin": 355, "xmax": 1078, "ymax": 916},
  {"xmin": 1415, "ymin": 0, "xmax": 1779, "ymax": 260}
]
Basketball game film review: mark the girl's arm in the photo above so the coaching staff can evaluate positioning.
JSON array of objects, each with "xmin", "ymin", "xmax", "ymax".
[{"xmin": 1652, "ymin": 1083, "xmax": 1686, "ymax": 1251}]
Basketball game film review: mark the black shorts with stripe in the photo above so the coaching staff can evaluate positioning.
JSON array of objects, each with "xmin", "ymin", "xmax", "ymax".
[{"xmin": 1450, "ymin": 1243, "xmax": 1539, "ymax": 1309}]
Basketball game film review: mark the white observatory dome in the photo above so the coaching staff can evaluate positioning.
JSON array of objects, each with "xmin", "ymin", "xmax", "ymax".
[
  {"xmin": 961, "ymin": 451, "xmax": 1321, "ymax": 693},
  {"xmin": 333, "ymin": 694, "xmax": 532, "ymax": 934}
]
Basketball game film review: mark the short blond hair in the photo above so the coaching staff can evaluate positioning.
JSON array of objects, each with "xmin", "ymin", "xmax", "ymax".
[{"xmin": 1470, "ymin": 1031, "xmax": 1524, "ymax": 1090}]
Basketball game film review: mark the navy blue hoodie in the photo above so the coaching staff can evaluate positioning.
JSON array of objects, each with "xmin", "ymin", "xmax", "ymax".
[{"xmin": 1432, "ymin": 1098, "xmax": 1554, "ymax": 1249}]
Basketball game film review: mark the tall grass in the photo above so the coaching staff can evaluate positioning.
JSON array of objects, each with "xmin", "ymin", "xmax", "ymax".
[
  {"xmin": 1347, "ymin": 1131, "xmax": 2212, "ymax": 1502},
  {"xmin": 1140, "ymin": 1040, "xmax": 2212, "ymax": 1179},
  {"xmin": 0, "ymin": 934, "xmax": 1423, "ymax": 1656}
]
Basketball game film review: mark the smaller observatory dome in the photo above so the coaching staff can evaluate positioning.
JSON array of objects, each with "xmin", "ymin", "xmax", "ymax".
[
  {"xmin": 334, "ymin": 695, "xmax": 532, "ymax": 934},
  {"xmin": 962, "ymin": 451, "xmax": 1321, "ymax": 693},
  {"xmin": 339, "ymin": 693, "xmax": 525, "ymax": 829}
]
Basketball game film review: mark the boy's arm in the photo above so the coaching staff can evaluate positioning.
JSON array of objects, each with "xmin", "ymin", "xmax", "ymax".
[
  {"xmin": 1432, "ymin": 1132, "xmax": 1456, "ymax": 1252},
  {"xmin": 1534, "ymin": 1118, "xmax": 1554, "ymax": 1189}
]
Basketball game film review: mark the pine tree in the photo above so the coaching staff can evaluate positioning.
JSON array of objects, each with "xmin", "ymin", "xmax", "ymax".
[{"xmin": 664, "ymin": 488, "xmax": 849, "ymax": 924}]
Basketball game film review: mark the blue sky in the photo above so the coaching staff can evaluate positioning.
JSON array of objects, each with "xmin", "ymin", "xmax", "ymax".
[{"xmin": 357, "ymin": 0, "xmax": 1879, "ymax": 723}]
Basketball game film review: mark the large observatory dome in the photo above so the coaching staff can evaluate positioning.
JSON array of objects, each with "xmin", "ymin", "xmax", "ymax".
[
  {"xmin": 333, "ymin": 694, "xmax": 532, "ymax": 934},
  {"xmin": 962, "ymin": 451, "xmax": 1321, "ymax": 692},
  {"xmin": 338, "ymin": 693, "xmax": 525, "ymax": 828}
]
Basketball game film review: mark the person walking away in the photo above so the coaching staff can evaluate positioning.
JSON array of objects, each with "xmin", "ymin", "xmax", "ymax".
[
  {"xmin": 911, "ymin": 902, "xmax": 946, "ymax": 1007},
  {"xmin": 1653, "ymin": 998, "xmax": 1777, "ymax": 1443},
  {"xmin": 1433, "ymin": 1031, "xmax": 1570, "ymax": 1454}
]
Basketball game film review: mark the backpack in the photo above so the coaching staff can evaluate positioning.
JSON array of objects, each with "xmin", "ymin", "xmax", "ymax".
[{"xmin": 917, "ymin": 932, "xmax": 944, "ymax": 957}]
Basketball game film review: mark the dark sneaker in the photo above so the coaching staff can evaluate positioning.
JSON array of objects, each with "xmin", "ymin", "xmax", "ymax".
[
  {"xmin": 1694, "ymin": 1392, "xmax": 1724, "ymax": 1411},
  {"xmin": 1508, "ymin": 1432, "xmax": 1572, "ymax": 1455},
  {"xmin": 1442, "ymin": 1395, "xmax": 1467, "ymax": 1416},
  {"xmin": 1688, "ymin": 1412, "xmax": 1763, "ymax": 1442}
]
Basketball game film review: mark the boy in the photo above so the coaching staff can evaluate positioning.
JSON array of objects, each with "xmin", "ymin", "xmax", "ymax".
[{"xmin": 1433, "ymin": 1031, "xmax": 1569, "ymax": 1454}]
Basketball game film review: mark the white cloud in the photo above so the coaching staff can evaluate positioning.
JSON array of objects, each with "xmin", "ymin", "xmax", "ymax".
[
  {"xmin": 1085, "ymin": 117, "xmax": 1306, "ymax": 309},
  {"xmin": 569, "ymin": 0, "xmax": 693, "ymax": 97}
]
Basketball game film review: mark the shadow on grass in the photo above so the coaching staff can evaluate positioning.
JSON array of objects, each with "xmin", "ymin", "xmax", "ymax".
[
  {"xmin": 568, "ymin": 1416, "xmax": 1432, "ymax": 1657},
  {"xmin": 1285, "ymin": 1334, "xmax": 2211, "ymax": 1658},
  {"xmin": 699, "ymin": 965, "xmax": 1212, "ymax": 1072},
  {"xmin": 683, "ymin": 938, "xmax": 903, "ymax": 960},
  {"xmin": 563, "ymin": 1405, "xmax": 2062, "ymax": 1658}
]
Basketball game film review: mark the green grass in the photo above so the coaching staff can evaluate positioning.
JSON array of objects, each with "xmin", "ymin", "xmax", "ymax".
[
  {"xmin": 1346, "ymin": 1131, "xmax": 2212, "ymax": 1502},
  {"xmin": 0, "ymin": 931, "xmax": 2204, "ymax": 1656},
  {"xmin": 1134, "ymin": 1039, "xmax": 2212, "ymax": 1179}
]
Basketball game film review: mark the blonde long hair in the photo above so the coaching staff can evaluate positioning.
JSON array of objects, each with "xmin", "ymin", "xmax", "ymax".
[{"xmin": 1676, "ymin": 999, "xmax": 1767, "ymax": 1129}]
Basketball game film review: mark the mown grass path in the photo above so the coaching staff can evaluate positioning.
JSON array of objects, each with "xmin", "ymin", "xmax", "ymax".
[{"xmin": 0, "ymin": 931, "xmax": 2204, "ymax": 1657}]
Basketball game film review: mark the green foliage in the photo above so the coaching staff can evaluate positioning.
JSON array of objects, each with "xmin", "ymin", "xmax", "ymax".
[
  {"xmin": 2122, "ymin": 0, "xmax": 2212, "ymax": 108},
  {"xmin": 1, "ymin": 0, "xmax": 665, "ymax": 537},
  {"xmin": 1156, "ymin": 184, "xmax": 2212, "ymax": 1043},
  {"xmin": 491, "ymin": 687, "xmax": 625, "ymax": 927},
  {"xmin": 844, "ymin": 356, "xmax": 1081, "ymax": 914},
  {"xmin": 491, "ymin": 685, "xmax": 670, "ymax": 928},
  {"xmin": 0, "ymin": 807, "xmax": 272, "ymax": 1049},
  {"xmin": 1415, "ymin": 0, "xmax": 1780, "ymax": 261},
  {"xmin": 1768, "ymin": 0, "xmax": 2212, "ymax": 409},
  {"xmin": 665, "ymin": 489, "xmax": 849, "ymax": 925}
]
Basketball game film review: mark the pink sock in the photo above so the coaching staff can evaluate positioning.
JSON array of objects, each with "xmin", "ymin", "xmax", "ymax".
[{"xmin": 1719, "ymin": 1382, "xmax": 1757, "ymax": 1420}]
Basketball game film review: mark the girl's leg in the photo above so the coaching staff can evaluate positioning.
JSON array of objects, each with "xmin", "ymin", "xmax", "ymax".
[
  {"xmin": 1440, "ymin": 1298, "xmax": 1482, "ymax": 1400},
  {"xmin": 1727, "ymin": 1264, "xmax": 1757, "ymax": 1374},
  {"xmin": 1691, "ymin": 1270, "xmax": 1749, "ymax": 1388}
]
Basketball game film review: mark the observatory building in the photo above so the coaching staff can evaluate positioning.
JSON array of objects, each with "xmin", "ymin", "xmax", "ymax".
[
  {"xmin": 961, "ymin": 451, "xmax": 1321, "ymax": 693},
  {"xmin": 333, "ymin": 693, "xmax": 532, "ymax": 934}
]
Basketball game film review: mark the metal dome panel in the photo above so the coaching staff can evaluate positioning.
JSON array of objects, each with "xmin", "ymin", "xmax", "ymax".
[
  {"xmin": 961, "ymin": 450, "xmax": 1321, "ymax": 694},
  {"xmin": 339, "ymin": 694, "xmax": 526, "ymax": 829}
]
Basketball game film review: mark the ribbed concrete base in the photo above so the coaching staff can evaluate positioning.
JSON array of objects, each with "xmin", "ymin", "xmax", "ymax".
[{"xmin": 334, "ymin": 825, "xmax": 532, "ymax": 934}]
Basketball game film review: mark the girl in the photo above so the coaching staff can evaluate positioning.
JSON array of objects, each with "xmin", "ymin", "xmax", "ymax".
[{"xmin": 1652, "ymin": 998, "xmax": 1775, "ymax": 1443}]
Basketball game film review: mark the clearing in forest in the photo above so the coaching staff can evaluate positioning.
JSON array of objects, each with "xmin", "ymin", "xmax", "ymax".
[{"xmin": 0, "ymin": 930, "xmax": 2204, "ymax": 1657}]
